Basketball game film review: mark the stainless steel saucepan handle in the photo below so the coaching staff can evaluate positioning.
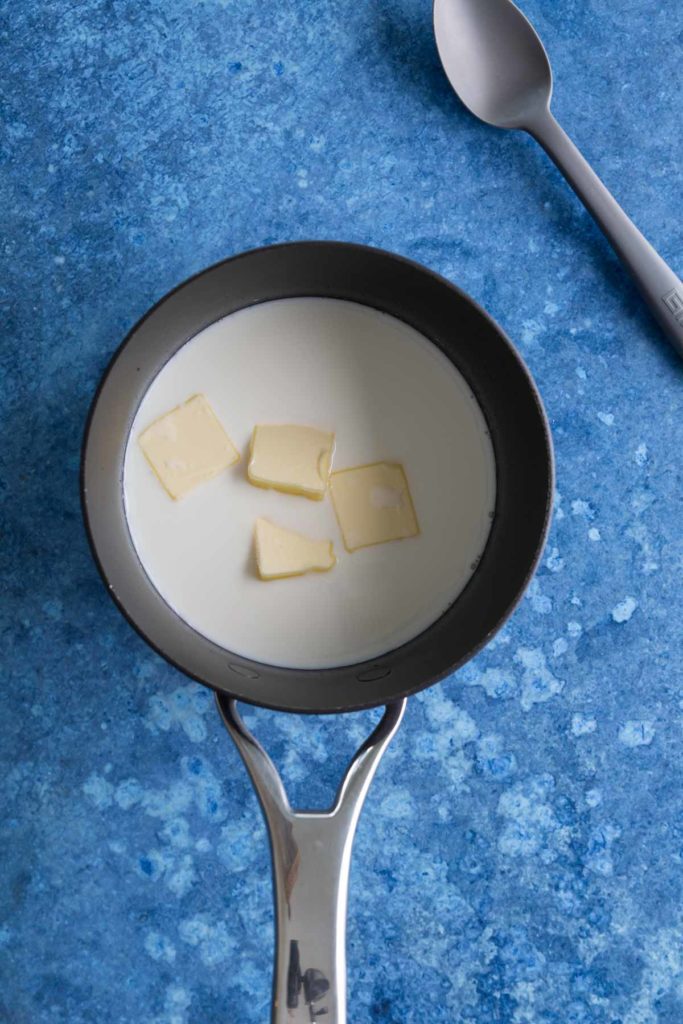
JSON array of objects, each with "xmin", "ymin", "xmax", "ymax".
[
  {"xmin": 527, "ymin": 108, "xmax": 683, "ymax": 358},
  {"xmin": 217, "ymin": 695, "xmax": 407, "ymax": 1024}
]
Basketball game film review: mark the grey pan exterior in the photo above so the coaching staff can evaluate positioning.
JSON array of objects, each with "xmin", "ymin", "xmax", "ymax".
[{"xmin": 81, "ymin": 241, "xmax": 554, "ymax": 714}]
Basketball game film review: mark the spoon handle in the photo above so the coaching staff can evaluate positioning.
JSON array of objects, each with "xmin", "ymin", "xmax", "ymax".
[{"xmin": 528, "ymin": 109, "xmax": 683, "ymax": 358}]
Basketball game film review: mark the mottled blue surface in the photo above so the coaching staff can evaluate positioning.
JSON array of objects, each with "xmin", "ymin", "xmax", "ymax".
[{"xmin": 2, "ymin": 0, "xmax": 682, "ymax": 1020}]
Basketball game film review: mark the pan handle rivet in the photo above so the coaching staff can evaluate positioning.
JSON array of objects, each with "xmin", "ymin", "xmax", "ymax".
[
  {"xmin": 355, "ymin": 666, "xmax": 391, "ymax": 683},
  {"xmin": 228, "ymin": 662, "xmax": 260, "ymax": 679}
]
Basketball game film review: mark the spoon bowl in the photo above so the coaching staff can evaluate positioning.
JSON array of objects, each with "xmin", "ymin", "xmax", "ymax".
[{"xmin": 433, "ymin": 0, "xmax": 552, "ymax": 129}]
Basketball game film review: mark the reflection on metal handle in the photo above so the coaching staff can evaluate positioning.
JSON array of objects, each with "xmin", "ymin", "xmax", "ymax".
[{"xmin": 216, "ymin": 695, "xmax": 406, "ymax": 1024}]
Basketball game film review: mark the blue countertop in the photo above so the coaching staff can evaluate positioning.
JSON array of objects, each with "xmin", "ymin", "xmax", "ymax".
[{"xmin": 2, "ymin": 0, "xmax": 682, "ymax": 1021}]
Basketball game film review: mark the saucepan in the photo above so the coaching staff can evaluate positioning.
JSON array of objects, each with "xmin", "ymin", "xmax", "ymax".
[{"xmin": 81, "ymin": 241, "xmax": 553, "ymax": 1023}]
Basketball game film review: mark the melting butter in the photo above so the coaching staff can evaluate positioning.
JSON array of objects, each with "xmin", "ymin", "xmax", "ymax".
[
  {"xmin": 248, "ymin": 424, "xmax": 335, "ymax": 500},
  {"xmin": 331, "ymin": 462, "xmax": 419, "ymax": 552},
  {"xmin": 254, "ymin": 518, "xmax": 336, "ymax": 580},
  {"xmin": 138, "ymin": 394, "xmax": 239, "ymax": 500}
]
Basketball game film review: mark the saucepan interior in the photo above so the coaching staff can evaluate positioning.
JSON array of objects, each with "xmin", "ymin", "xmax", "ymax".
[{"xmin": 81, "ymin": 241, "xmax": 553, "ymax": 713}]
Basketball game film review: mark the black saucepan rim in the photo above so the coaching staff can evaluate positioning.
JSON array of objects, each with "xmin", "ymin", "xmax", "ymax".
[{"xmin": 81, "ymin": 241, "xmax": 554, "ymax": 713}]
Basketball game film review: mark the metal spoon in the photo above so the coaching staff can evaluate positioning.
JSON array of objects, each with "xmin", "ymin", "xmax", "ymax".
[{"xmin": 433, "ymin": 0, "xmax": 683, "ymax": 358}]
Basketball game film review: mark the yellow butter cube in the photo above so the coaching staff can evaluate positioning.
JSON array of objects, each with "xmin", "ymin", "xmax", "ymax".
[
  {"xmin": 248, "ymin": 424, "xmax": 335, "ymax": 500},
  {"xmin": 138, "ymin": 394, "xmax": 239, "ymax": 500},
  {"xmin": 254, "ymin": 518, "xmax": 336, "ymax": 580},
  {"xmin": 331, "ymin": 462, "xmax": 419, "ymax": 552}
]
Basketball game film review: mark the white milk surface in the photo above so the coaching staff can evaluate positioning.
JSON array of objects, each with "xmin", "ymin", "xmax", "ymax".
[{"xmin": 123, "ymin": 298, "xmax": 496, "ymax": 669}]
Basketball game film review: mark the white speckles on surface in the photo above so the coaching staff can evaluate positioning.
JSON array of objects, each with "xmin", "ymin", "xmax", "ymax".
[
  {"xmin": 572, "ymin": 714, "xmax": 597, "ymax": 737},
  {"xmin": 166, "ymin": 854, "xmax": 197, "ymax": 897},
  {"xmin": 145, "ymin": 685, "xmax": 213, "ymax": 743},
  {"xmin": 585, "ymin": 823, "xmax": 621, "ymax": 876},
  {"xmin": 626, "ymin": 522, "xmax": 660, "ymax": 574},
  {"xmin": 588, "ymin": 527, "xmax": 601, "ymax": 542},
  {"xmin": 137, "ymin": 848, "xmax": 173, "ymax": 883},
  {"xmin": 152, "ymin": 985, "xmax": 192, "ymax": 1024},
  {"xmin": 178, "ymin": 914, "xmax": 236, "ymax": 965},
  {"xmin": 217, "ymin": 815, "xmax": 263, "ymax": 872},
  {"xmin": 84, "ymin": 754, "xmax": 232, "ymax": 902},
  {"xmin": 413, "ymin": 692, "xmax": 480, "ymax": 790},
  {"xmin": 141, "ymin": 781, "xmax": 194, "ymax": 820},
  {"xmin": 514, "ymin": 647, "xmax": 564, "ymax": 711},
  {"xmin": 526, "ymin": 577, "xmax": 553, "ymax": 615},
  {"xmin": 567, "ymin": 621, "xmax": 583, "ymax": 637},
  {"xmin": 145, "ymin": 930, "xmax": 177, "ymax": 963},
  {"xmin": 115, "ymin": 778, "xmax": 144, "ymax": 810},
  {"xmin": 521, "ymin": 318, "xmax": 542, "ymax": 347},
  {"xmin": 463, "ymin": 665, "xmax": 518, "ymax": 700},
  {"xmin": 618, "ymin": 721, "xmax": 655, "ymax": 748},
  {"xmin": 475, "ymin": 734, "xmax": 517, "ymax": 781},
  {"xmin": 552, "ymin": 637, "xmax": 568, "ymax": 658},
  {"xmin": 586, "ymin": 788, "xmax": 603, "ymax": 808},
  {"xmin": 486, "ymin": 626, "xmax": 513, "ymax": 651},
  {"xmin": 597, "ymin": 412, "xmax": 615, "ymax": 427},
  {"xmin": 380, "ymin": 787, "xmax": 415, "ymax": 820},
  {"xmin": 545, "ymin": 547, "xmax": 564, "ymax": 573},
  {"xmin": 612, "ymin": 597, "xmax": 638, "ymax": 623},
  {"xmin": 82, "ymin": 772, "xmax": 114, "ymax": 809},
  {"xmin": 422, "ymin": 693, "xmax": 478, "ymax": 742},
  {"xmin": 161, "ymin": 817, "xmax": 192, "ymax": 849},
  {"xmin": 180, "ymin": 756, "xmax": 229, "ymax": 822},
  {"xmin": 634, "ymin": 443, "xmax": 648, "ymax": 466},
  {"xmin": 553, "ymin": 490, "xmax": 565, "ymax": 521},
  {"xmin": 622, "ymin": 924, "xmax": 683, "ymax": 1024},
  {"xmin": 497, "ymin": 775, "xmax": 563, "ymax": 859},
  {"xmin": 631, "ymin": 489, "xmax": 657, "ymax": 516},
  {"xmin": 571, "ymin": 499, "xmax": 595, "ymax": 520}
]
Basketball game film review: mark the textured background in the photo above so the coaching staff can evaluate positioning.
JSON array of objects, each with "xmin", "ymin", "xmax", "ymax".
[{"xmin": 2, "ymin": 0, "xmax": 682, "ymax": 1021}]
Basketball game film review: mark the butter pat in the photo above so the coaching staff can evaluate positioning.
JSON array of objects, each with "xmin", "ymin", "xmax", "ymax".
[
  {"xmin": 248, "ymin": 424, "xmax": 335, "ymax": 500},
  {"xmin": 138, "ymin": 394, "xmax": 239, "ymax": 500},
  {"xmin": 331, "ymin": 462, "xmax": 419, "ymax": 552},
  {"xmin": 254, "ymin": 518, "xmax": 336, "ymax": 580}
]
